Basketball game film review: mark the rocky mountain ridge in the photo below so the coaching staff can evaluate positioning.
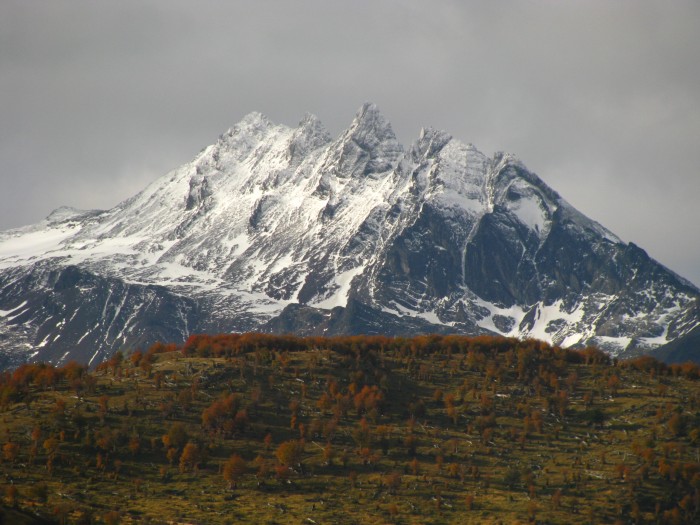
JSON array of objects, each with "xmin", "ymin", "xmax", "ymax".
[{"xmin": 0, "ymin": 103, "xmax": 697, "ymax": 367}]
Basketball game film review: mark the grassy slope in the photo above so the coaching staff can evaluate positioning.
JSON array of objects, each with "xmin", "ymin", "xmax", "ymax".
[{"xmin": 0, "ymin": 336, "xmax": 699, "ymax": 524}]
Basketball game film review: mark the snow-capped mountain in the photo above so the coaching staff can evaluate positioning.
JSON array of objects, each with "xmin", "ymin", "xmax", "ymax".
[{"xmin": 0, "ymin": 103, "xmax": 698, "ymax": 368}]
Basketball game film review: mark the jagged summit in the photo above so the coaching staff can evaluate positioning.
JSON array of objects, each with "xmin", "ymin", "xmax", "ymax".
[
  {"xmin": 349, "ymin": 102, "xmax": 396, "ymax": 139},
  {"xmin": 288, "ymin": 113, "xmax": 332, "ymax": 164},
  {"xmin": 319, "ymin": 103, "xmax": 404, "ymax": 180},
  {"xmin": 0, "ymin": 104, "xmax": 698, "ymax": 368},
  {"xmin": 413, "ymin": 127, "xmax": 452, "ymax": 160},
  {"xmin": 296, "ymin": 112, "xmax": 330, "ymax": 137},
  {"xmin": 236, "ymin": 110, "xmax": 272, "ymax": 128}
]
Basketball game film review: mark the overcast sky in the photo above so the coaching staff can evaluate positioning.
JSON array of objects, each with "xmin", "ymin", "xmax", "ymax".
[{"xmin": 1, "ymin": 1, "xmax": 699, "ymax": 286}]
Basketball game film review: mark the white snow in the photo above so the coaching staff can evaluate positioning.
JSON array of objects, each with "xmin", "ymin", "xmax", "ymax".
[
  {"xmin": 639, "ymin": 330, "xmax": 670, "ymax": 347},
  {"xmin": 88, "ymin": 348, "xmax": 101, "ymax": 367},
  {"xmin": 509, "ymin": 194, "xmax": 547, "ymax": 234},
  {"xmin": 474, "ymin": 299, "xmax": 527, "ymax": 336},
  {"xmin": 77, "ymin": 329, "xmax": 92, "ymax": 346},
  {"xmin": 561, "ymin": 333, "xmax": 584, "ymax": 347},
  {"xmin": 313, "ymin": 265, "xmax": 366, "ymax": 309},
  {"xmin": 0, "ymin": 300, "xmax": 27, "ymax": 317},
  {"xmin": 593, "ymin": 336, "xmax": 632, "ymax": 354},
  {"xmin": 415, "ymin": 311, "xmax": 443, "ymax": 325},
  {"xmin": 526, "ymin": 300, "xmax": 585, "ymax": 342},
  {"xmin": 475, "ymin": 298, "xmax": 589, "ymax": 347},
  {"xmin": 0, "ymin": 223, "xmax": 82, "ymax": 269}
]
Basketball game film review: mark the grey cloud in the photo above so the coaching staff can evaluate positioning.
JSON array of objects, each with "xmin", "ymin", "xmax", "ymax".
[{"xmin": 1, "ymin": 0, "xmax": 699, "ymax": 285}]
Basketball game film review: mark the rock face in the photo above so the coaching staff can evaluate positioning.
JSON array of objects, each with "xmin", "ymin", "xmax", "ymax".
[{"xmin": 0, "ymin": 103, "xmax": 698, "ymax": 368}]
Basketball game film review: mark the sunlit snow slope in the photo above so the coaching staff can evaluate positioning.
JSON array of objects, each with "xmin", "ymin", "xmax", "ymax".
[{"xmin": 0, "ymin": 103, "xmax": 698, "ymax": 367}]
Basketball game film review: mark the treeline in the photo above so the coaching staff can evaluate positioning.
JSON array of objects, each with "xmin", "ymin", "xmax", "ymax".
[
  {"xmin": 0, "ymin": 361, "xmax": 91, "ymax": 408},
  {"xmin": 2, "ymin": 334, "xmax": 698, "ymax": 409},
  {"xmin": 173, "ymin": 333, "xmax": 700, "ymax": 380}
]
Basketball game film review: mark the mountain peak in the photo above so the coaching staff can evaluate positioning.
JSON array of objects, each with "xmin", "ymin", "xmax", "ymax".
[
  {"xmin": 348, "ymin": 102, "xmax": 397, "ymax": 144},
  {"xmin": 237, "ymin": 110, "xmax": 272, "ymax": 127},
  {"xmin": 296, "ymin": 112, "xmax": 331, "ymax": 140},
  {"xmin": 414, "ymin": 127, "xmax": 453, "ymax": 159},
  {"xmin": 318, "ymin": 103, "xmax": 404, "ymax": 178},
  {"xmin": 356, "ymin": 101, "xmax": 381, "ymax": 117},
  {"xmin": 298, "ymin": 112, "xmax": 322, "ymax": 127},
  {"xmin": 0, "ymin": 105, "xmax": 698, "ymax": 368},
  {"xmin": 288, "ymin": 113, "xmax": 332, "ymax": 162}
]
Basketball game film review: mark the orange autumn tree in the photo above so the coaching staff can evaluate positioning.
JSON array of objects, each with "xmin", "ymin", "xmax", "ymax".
[
  {"xmin": 275, "ymin": 440, "xmax": 303, "ymax": 469},
  {"xmin": 223, "ymin": 454, "xmax": 247, "ymax": 489}
]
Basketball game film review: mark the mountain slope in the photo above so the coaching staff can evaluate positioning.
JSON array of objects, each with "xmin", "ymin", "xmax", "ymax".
[{"xmin": 0, "ymin": 103, "xmax": 698, "ymax": 367}]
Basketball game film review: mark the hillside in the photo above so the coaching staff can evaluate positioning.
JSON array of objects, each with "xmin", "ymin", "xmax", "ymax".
[{"xmin": 1, "ymin": 335, "xmax": 699, "ymax": 524}]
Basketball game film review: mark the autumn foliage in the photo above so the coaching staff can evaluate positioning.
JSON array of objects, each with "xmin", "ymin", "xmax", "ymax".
[{"xmin": 0, "ymin": 333, "xmax": 699, "ymax": 524}]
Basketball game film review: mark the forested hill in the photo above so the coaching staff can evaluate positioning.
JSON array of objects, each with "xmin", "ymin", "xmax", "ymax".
[{"xmin": 1, "ymin": 334, "xmax": 700, "ymax": 524}]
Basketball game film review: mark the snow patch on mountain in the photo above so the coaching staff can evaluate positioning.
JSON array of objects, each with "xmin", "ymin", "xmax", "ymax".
[{"xmin": 0, "ymin": 300, "xmax": 28, "ymax": 318}]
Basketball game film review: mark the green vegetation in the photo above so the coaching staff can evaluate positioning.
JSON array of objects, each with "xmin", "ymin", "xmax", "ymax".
[{"xmin": 1, "ymin": 334, "xmax": 699, "ymax": 524}]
